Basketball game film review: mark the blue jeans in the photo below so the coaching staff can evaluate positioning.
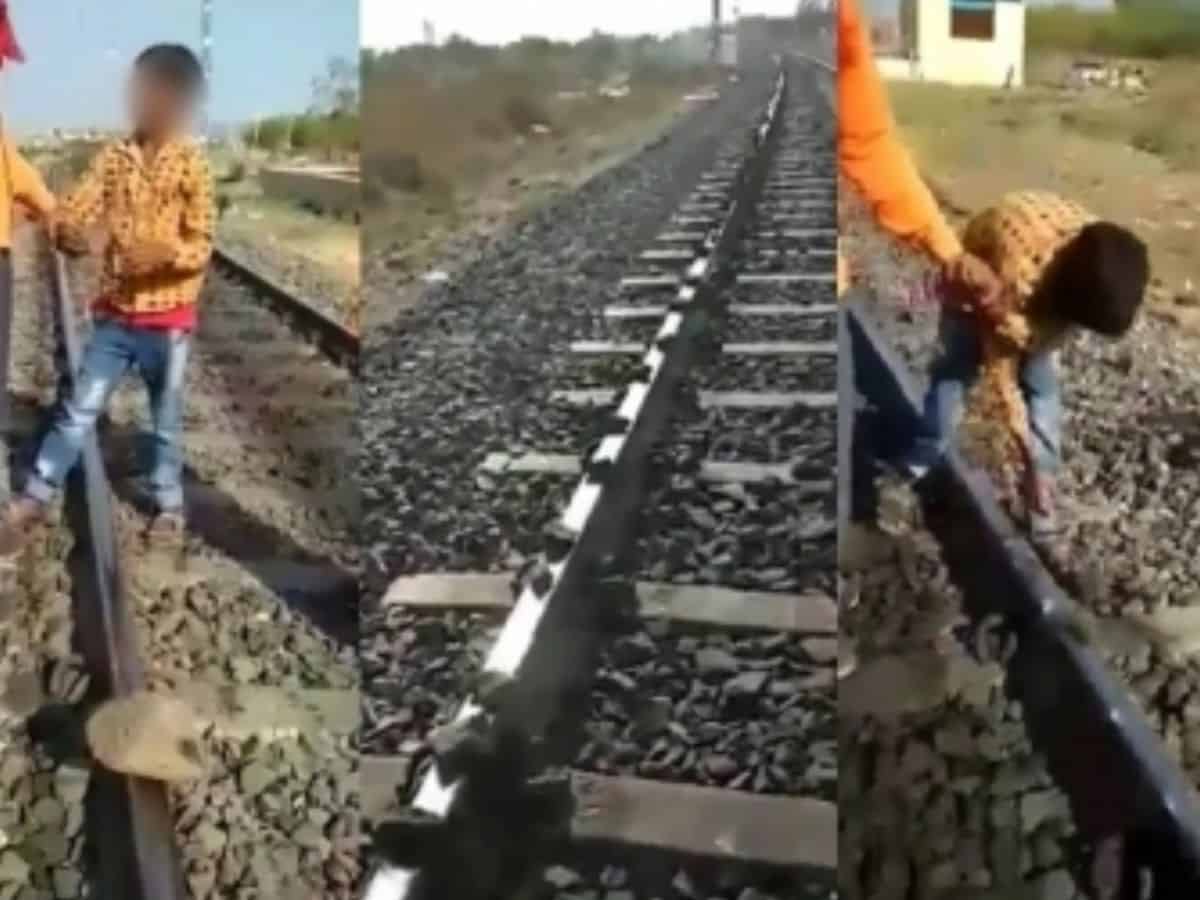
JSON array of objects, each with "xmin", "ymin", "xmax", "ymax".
[
  {"xmin": 905, "ymin": 311, "xmax": 1062, "ymax": 476},
  {"xmin": 26, "ymin": 320, "xmax": 191, "ymax": 511}
]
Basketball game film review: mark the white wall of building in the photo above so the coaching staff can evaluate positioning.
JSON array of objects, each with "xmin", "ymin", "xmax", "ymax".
[
  {"xmin": 879, "ymin": 0, "xmax": 1025, "ymax": 88},
  {"xmin": 877, "ymin": 56, "xmax": 923, "ymax": 80}
]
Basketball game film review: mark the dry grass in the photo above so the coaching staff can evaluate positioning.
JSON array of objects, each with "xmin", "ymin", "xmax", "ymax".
[
  {"xmin": 1028, "ymin": 3, "xmax": 1200, "ymax": 60},
  {"xmin": 888, "ymin": 58, "xmax": 1200, "ymax": 320},
  {"xmin": 219, "ymin": 196, "xmax": 360, "ymax": 287},
  {"xmin": 366, "ymin": 71, "xmax": 690, "ymax": 190},
  {"xmin": 363, "ymin": 63, "xmax": 707, "ymax": 289}
]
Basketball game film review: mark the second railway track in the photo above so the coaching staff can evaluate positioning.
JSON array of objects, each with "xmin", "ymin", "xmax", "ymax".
[
  {"xmin": 839, "ymin": 182, "xmax": 1200, "ymax": 897},
  {"xmin": 0, "ymin": 231, "xmax": 361, "ymax": 899},
  {"xmin": 361, "ymin": 57, "xmax": 837, "ymax": 900}
]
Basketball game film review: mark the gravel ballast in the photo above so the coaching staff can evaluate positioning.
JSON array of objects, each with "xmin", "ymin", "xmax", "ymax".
[
  {"xmin": 0, "ymin": 230, "xmax": 362, "ymax": 898},
  {"xmin": 833, "ymin": 172, "xmax": 1200, "ymax": 897},
  {"xmin": 359, "ymin": 67, "xmax": 837, "ymax": 896}
]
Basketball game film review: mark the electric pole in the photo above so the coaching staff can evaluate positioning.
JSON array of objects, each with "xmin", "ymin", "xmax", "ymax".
[
  {"xmin": 712, "ymin": 0, "xmax": 721, "ymax": 66},
  {"xmin": 200, "ymin": 0, "xmax": 213, "ymax": 140}
]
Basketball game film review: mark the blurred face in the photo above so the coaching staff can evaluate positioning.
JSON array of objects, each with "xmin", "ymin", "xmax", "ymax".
[{"xmin": 128, "ymin": 68, "xmax": 187, "ymax": 134}]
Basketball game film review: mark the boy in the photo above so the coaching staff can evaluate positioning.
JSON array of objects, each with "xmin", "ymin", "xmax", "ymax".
[
  {"xmin": 903, "ymin": 192, "xmax": 1150, "ymax": 540},
  {"xmin": 0, "ymin": 43, "xmax": 214, "ymax": 554}
]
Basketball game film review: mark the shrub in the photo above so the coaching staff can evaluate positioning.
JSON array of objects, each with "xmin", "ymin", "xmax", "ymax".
[
  {"xmin": 1029, "ymin": 4, "xmax": 1200, "ymax": 59},
  {"xmin": 502, "ymin": 95, "xmax": 550, "ymax": 134},
  {"xmin": 221, "ymin": 160, "xmax": 247, "ymax": 184},
  {"xmin": 369, "ymin": 152, "xmax": 425, "ymax": 192},
  {"xmin": 362, "ymin": 176, "xmax": 388, "ymax": 209}
]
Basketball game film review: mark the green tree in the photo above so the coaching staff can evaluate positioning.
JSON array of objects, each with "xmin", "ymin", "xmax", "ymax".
[
  {"xmin": 311, "ymin": 56, "xmax": 360, "ymax": 116},
  {"xmin": 289, "ymin": 116, "xmax": 320, "ymax": 151},
  {"xmin": 579, "ymin": 30, "xmax": 620, "ymax": 82},
  {"xmin": 326, "ymin": 112, "xmax": 360, "ymax": 154},
  {"xmin": 442, "ymin": 34, "xmax": 493, "ymax": 71},
  {"xmin": 252, "ymin": 116, "xmax": 290, "ymax": 152}
]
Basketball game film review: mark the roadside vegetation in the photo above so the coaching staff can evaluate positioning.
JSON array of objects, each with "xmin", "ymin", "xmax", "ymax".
[
  {"xmin": 240, "ymin": 57, "xmax": 360, "ymax": 161},
  {"xmin": 362, "ymin": 30, "xmax": 714, "ymax": 212},
  {"xmin": 1027, "ymin": 2, "xmax": 1200, "ymax": 59}
]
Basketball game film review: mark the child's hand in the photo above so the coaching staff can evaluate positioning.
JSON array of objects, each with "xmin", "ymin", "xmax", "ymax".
[
  {"xmin": 54, "ymin": 220, "xmax": 92, "ymax": 258},
  {"xmin": 940, "ymin": 252, "xmax": 1003, "ymax": 317},
  {"xmin": 943, "ymin": 252, "xmax": 999, "ymax": 294},
  {"xmin": 971, "ymin": 283, "xmax": 1009, "ymax": 325},
  {"xmin": 126, "ymin": 239, "xmax": 176, "ymax": 275}
]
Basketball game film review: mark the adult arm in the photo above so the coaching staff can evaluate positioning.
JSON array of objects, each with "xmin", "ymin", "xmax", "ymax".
[
  {"xmin": 5, "ymin": 142, "xmax": 55, "ymax": 221},
  {"xmin": 837, "ymin": 0, "xmax": 962, "ymax": 263}
]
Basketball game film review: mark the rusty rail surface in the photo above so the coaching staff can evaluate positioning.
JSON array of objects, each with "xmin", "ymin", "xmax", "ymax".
[
  {"xmin": 49, "ymin": 251, "xmax": 189, "ymax": 900},
  {"xmin": 213, "ymin": 245, "xmax": 360, "ymax": 372},
  {"xmin": 843, "ymin": 299, "xmax": 1200, "ymax": 899}
]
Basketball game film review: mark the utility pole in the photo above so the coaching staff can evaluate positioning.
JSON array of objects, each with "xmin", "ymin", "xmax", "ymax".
[
  {"xmin": 200, "ymin": 0, "xmax": 213, "ymax": 140},
  {"xmin": 711, "ymin": 0, "xmax": 721, "ymax": 66}
]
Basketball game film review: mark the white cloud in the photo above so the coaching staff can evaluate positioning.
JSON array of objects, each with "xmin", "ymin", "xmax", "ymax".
[{"xmin": 362, "ymin": 0, "xmax": 803, "ymax": 50}]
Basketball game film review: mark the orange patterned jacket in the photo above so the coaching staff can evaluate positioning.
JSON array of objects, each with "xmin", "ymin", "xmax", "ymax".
[
  {"xmin": 962, "ymin": 191, "xmax": 1096, "ymax": 467},
  {"xmin": 59, "ymin": 136, "xmax": 214, "ymax": 316}
]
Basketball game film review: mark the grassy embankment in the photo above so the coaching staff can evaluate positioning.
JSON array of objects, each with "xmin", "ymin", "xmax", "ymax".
[
  {"xmin": 363, "ymin": 34, "xmax": 717, "ymax": 299},
  {"xmin": 886, "ymin": 3, "xmax": 1200, "ymax": 318}
]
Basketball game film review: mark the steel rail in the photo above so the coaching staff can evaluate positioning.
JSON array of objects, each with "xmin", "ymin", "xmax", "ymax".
[
  {"xmin": 843, "ymin": 297, "xmax": 1200, "ymax": 898},
  {"xmin": 365, "ymin": 69, "xmax": 792, "ymax": 900},
  {"xmin": 212, "ymin": 245, "xmax": 359, "ymax": 372},
  {"xmin": 48, "ymin": 250, "xmax": 188, "ymax": 900}
]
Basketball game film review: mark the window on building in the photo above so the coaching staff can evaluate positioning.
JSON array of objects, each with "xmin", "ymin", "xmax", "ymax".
[{"xmin": 950, "ymin": 0, "xmax": 996, "ymax": 41}]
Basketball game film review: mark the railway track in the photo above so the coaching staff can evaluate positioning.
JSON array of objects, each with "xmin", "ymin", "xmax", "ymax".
[
  {"xmin": 0, "ymin": 230, "xmax": 360, "ymax": 899},
  {"xmin": 360, "ymin": 58, "xmax": 837, "ymax": 900},
  {"xmin": 838, "ymin": 191, "xmax": 1200, "ymax": 898},
  {"xmin": 212, "ymin": 246, "xmax": 360, "ymax": 370}
]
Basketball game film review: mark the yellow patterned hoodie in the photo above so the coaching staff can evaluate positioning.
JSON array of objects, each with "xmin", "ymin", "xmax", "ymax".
[
  {"xmin": 960, "ymin": 191, "xmax": 1097, "ymax": 467},
  {"xmin": 59, "ymin": 135, "xmax": 214, "ymax": 328}
]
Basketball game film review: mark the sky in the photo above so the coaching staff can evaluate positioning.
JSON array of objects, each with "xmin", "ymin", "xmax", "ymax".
[
  {"xmin": 1, "ymin": 1, "xmax": 357, "ymax": 134},
  {"xmin": 361, "ymin": 0, "xmax": 808, "ymax": 50}
]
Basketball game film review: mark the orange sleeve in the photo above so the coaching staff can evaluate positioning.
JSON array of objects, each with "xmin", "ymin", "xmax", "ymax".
[
  {"xmin": 6, "ymin": 143, "xmax": 55, "ymax": 220},
  {"xmin": 837, "ymin": 0, "xmax": 961, "ymax": 263}
]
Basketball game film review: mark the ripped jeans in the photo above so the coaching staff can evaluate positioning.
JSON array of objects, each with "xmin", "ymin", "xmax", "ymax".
[
  {"xmin": 904, "ymin": 310, "xmax": 1063, "ymax": 477},
  {"xmin": 25, "ymin": 319, "xmax": 191, "ymax": 511}
]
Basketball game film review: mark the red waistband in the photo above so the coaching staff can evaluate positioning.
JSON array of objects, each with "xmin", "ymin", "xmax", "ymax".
[{"xmin": 92, "ymin": 299, "xmax": 196, "ymax": 331}]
